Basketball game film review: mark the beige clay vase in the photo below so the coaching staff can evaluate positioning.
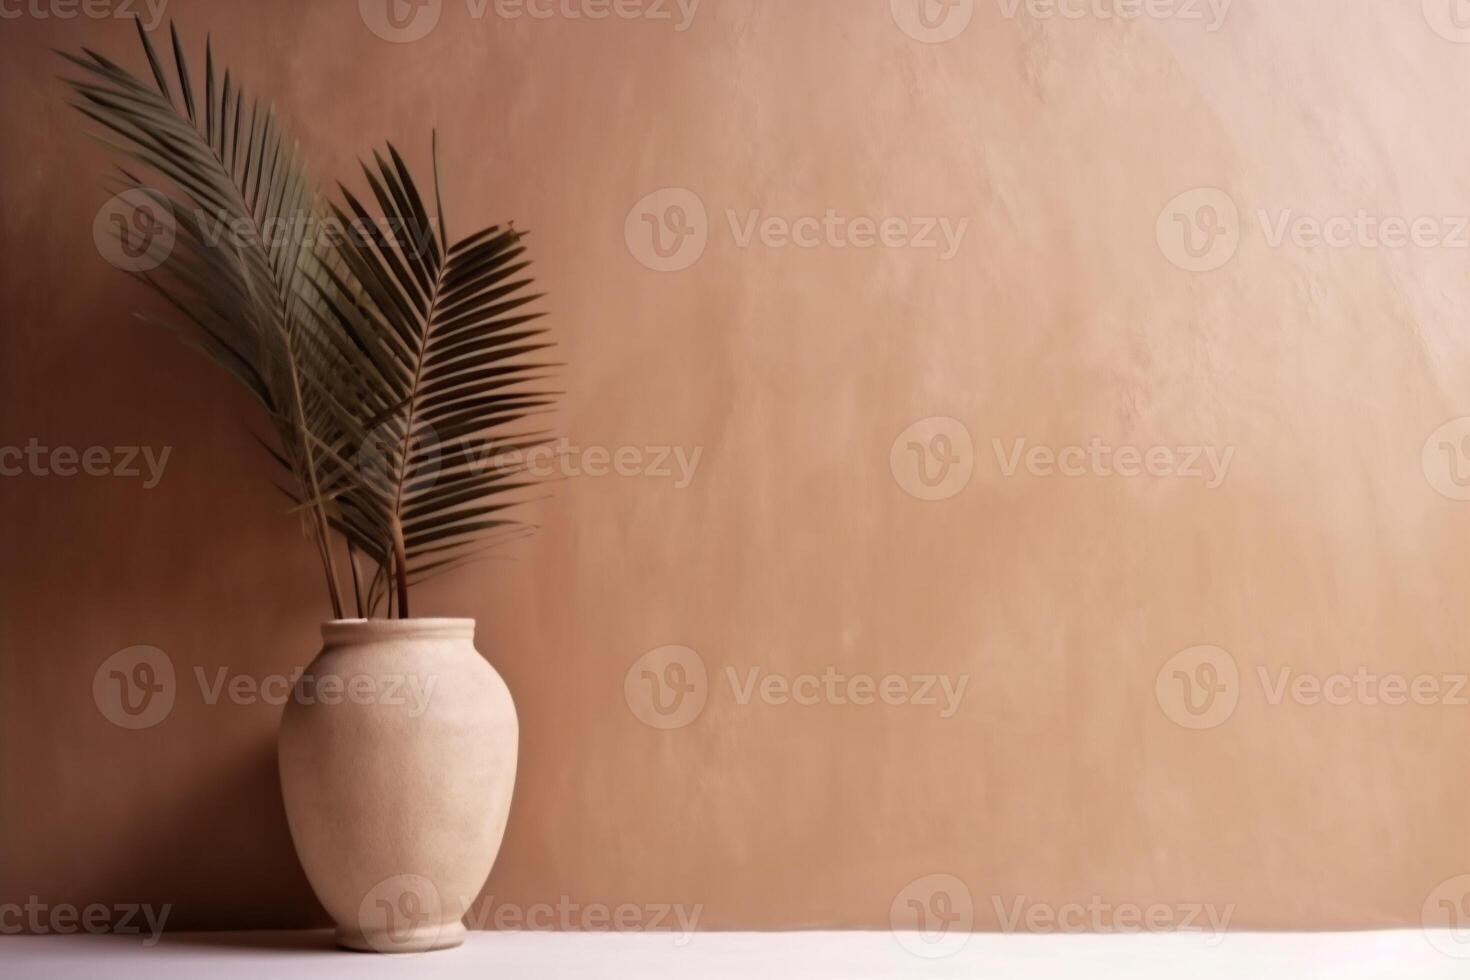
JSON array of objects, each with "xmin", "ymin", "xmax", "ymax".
[{"xmin": 278, "ymin": 618, "xmax": 518, "ymax": 953}]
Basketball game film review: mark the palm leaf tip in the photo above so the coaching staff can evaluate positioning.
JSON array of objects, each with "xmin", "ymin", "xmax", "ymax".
[
  {"xmin": 62, "ymin": 25, "xmax": 559, "ymax": 620},
  {"xmin": 314, "ymin": 140, "xmax": 558, "ymax": 616},
  {"xmin": 59, "ymin": 21, "xmax": 354, "ymax": 619}
]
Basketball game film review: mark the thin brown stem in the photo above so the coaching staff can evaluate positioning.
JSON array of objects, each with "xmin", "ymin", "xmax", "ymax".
[
  {"xmin": 283, "ymin": 340, "xmax": 344, "ymax": 620},
  {"xmin": 348, "ymin": 539, "xmax": 365, "ymax": 619},
  {"xmin": 392, "ymin": 520, "xmax": 410, "ymax": 619}
]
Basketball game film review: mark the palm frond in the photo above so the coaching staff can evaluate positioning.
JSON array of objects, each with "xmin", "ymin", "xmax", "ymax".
[
  {"xmin": 310, "ymin": 136, "xmax": 557, "ymax": 617},
  {"xmin": 61, "ymin": 20, "xmax": 357, "ymax": 616}
]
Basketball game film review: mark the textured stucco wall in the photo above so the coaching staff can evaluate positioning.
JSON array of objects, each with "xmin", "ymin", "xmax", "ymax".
[{"xmin": 4, "ymin": 0, "xmax": 1470, "ymax": 934}]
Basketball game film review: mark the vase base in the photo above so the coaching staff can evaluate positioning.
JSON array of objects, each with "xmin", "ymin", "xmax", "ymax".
[{"xmin": 336, "ymin": 921, "xmax": 467, "ymax": 954}]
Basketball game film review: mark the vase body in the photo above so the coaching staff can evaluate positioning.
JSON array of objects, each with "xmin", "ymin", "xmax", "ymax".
[{"xmin": 278, "ymin": 618, "xmax": 518, "ymax": 953}]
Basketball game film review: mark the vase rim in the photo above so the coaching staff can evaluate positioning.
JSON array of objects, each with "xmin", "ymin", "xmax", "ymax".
[{"xmin": 321, "ymin": 617, "xmax": 476, "ymax": 643}]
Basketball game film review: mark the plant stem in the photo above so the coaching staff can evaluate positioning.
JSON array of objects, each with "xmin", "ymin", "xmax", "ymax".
[
  {"xmin": 392, "ymin": 521, "xmax": 410, "ymax": 619},
  {"xmin": 348, "ymin": 540, "xmax": 365, "ymax": 619},
  {"xmin": 282, "ymin": 335, "xmax": 344, "ymax": 620}
]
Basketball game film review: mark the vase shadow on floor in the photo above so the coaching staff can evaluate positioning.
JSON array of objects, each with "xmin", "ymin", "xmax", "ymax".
[{"xmin": 148, "ymin": 929, "xmax": 343, "ymax": 952}]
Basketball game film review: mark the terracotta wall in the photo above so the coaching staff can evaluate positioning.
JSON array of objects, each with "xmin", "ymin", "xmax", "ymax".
[{"xmin": 5, "ymin": 0, "xmax": 1470, "ymax": 934}]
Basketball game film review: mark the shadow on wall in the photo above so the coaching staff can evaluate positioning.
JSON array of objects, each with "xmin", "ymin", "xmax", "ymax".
[{"xmin": 113, "ymin": 731, "xmax": 327, "ymax": 930}]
